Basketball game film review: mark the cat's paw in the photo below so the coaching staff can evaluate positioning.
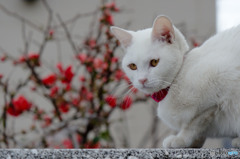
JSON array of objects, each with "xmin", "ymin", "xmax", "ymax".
[
  {"xmin": 232, "ymin": 138, "xmax": 240, "ymax": 148},
  {"xmin": 163, "ymin": 135, "xmax": 187, "ymax": 148}
]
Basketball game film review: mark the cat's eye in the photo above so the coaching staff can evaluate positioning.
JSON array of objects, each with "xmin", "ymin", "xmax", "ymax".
[
  {"xmin": 150, "ymin": 59, "xmax": 160, "ymax": 67},
  {"xmin": 128, "ymin": 63, "xmax": 137, "ymax": 70}
]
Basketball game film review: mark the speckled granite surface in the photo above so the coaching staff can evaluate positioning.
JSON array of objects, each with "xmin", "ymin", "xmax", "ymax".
[{"xmin": 0, "ymin": 149, "xmax": 240, "ymax": 159}]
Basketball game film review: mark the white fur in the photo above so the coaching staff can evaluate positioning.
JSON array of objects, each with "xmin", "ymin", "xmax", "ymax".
[{"xmin": 111, "ymin": 15, "xmax": 240, "ymax": 148}]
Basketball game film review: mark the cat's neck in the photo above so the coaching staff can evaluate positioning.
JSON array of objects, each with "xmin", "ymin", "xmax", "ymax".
[
  {"xmin": 171, "ymin": 54, "xmax": 187, "ymax": 86},
  {"xmin": 152, "ymin": 54, "xmax": 186, "ymax": 103}
]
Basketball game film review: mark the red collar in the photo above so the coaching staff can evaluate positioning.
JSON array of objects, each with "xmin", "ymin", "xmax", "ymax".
[{"xmin": 151, "ymin": 87, "xmax": 170, "ymax": 102}]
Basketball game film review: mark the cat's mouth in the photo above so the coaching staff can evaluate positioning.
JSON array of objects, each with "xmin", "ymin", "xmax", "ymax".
[{"xmin": 151, "ymin": 87, "xmax": 170, "ymax": 102}]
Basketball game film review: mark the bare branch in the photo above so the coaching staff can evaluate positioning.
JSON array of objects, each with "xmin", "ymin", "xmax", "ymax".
[
  {"xmin": 57, "ymin": 14, "xmax": 78, "ymax": 54},
  {"xmin": 52, "ymin": 10, "xmax": 98, "ymax": 30},
  {"xmin": 0, "ymin": 3, "xmax": 43, "ymax": 33},
  {"xmin": 0, "ymin": 80, "xmax": 9, "ymax": 147},
  {"xmin": 38, "ymin": 0, "xmax": 53, "ymax": 57}
]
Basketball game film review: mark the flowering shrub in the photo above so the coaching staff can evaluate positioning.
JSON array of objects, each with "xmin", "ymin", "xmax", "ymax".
[{"xmin": 0, "ymin": 1, "xmax": 147, "ymax": 148}]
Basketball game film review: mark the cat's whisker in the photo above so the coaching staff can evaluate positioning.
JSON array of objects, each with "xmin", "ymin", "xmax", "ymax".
[
  {"xmin": 106, "ymin": 81, "xmax": 137, "ymax": 101},
  {"xmin": 147, "ymin": 79, "xmax": 179, "ymax": 92},
  {"xmin": 117, "ymin": 82, "xmax": 134, "ymax": 88},
  {"xmin": 114, "ymin": 82, "xmax": 134, "ymax": 91},
  {"xmin": 120, "ymin": 84, "xmax": 137, "ymax": 98},
  {"xmin": 148, "ymin": 79, "xmax": 174, "ymax": 87},
  {"xmin": 151, "ymin": 78, "xmax": 178, "ymax": 86},
  {"xmin": 124, "ymin": 88, "xmax": 133, "ymax": 97}
]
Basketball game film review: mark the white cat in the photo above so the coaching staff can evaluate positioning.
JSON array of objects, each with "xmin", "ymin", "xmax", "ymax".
[{"xmin": 111, "ymin": 15, "xmax": 240, "ymax": 148}]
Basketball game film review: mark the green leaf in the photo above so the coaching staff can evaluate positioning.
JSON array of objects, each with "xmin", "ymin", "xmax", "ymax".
[{"xmin": 99, "ymin": 131, "xmax": 110, "ymax": 141}]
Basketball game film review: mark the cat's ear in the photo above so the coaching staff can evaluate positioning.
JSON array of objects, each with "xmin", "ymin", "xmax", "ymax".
[
  {"xmin": 152, "ymin": 15, "xmax": 175, "ymax": 44},
  {"xmin": 111, "ymin": 26, "xmax": 133, "ymax": 48}
]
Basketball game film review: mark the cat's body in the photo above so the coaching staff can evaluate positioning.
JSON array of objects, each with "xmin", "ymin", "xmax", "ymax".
[
  {"xmin": 111, "ymin": 15, "xmax": 240, "ymax": 148},
  {"xmin": 159, "ymin": 27, "xmax": 240, "ymax": 147}
]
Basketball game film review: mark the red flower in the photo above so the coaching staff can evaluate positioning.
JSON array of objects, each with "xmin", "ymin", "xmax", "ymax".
[
  {"xmin": 57, "ymin": 63, "xmax": 64, "ymax": 73},
  {"xmin": 63, "ymin": 138, "xmax": 74, "ymax": 149},
  {"xmin": 76, "ymin": 53, "xmax": 87, "ymax": 63},
  {"xmin": 59, "ymin": 103, "xmax": 70, "ymax": 113},
  {"xmin": 87, "ymin": 92, "xmax": 94, "ymax": 101},
  {"xmin": 105, "ymin": 2, "xmax": 119, "ymax": 12},
  {"xmin": 102, "ymin": 77, "xmax": 107, "ymax": 82},
  {"xmin": 115, "ymin": 69, "xmax": 125, "ymax": 80},
  {"xmin": 80, "ymin": 86, "xmax": 94, "ymax": 101},
  {"xmin": 50, "ymin": 86, "xmax": 59, "ymax": 97},
  {"xmin": 76, "ymin": 134, "xmax": 82, "ymax": 143},
  {"xmin": 86, "ymin": 66, "xmax": 93, "ymax": 73},
  {"xmin": 120, "ymin": 96, "xmax": 132, "ymax": 110},
  {"xmin": 28, "ymin": 52, "xmax": 40, "ymax": 66},
  {"xmin": 72, "ymin": 97, "xmax": 80, "ymax": 106},
  {"xmin": 80, "ymin": 86, "xmax": 87, "ymax": 94},
  {"xmin": 42, "ymin": 115, "xmax": 52, "ymax": 128},
  {"xmin": 111, "ymin": 57, "xmax": 118, "ymax": 63},
  {"xmin": 105, "ymin": 95, "xmax": 117, "ymax": 108},
  {"xmin": 93, "ymin": 58, "xmax": 103, "ymax": 69},
  {"xmin": 79, "ymin": 75, "xmax": 86, "ymax": 82},
  {"xmin": 84, "ymin": 141, "xmax": 100, "ymax": 149},
  {"xmin": 42, "ymin": 73, "xmax": 57, "ymax": 86},
  {"xmin": 57, "ymin": 63, "xmax": 74, "ymax": 84},
  {"xmin": 89, "ymin": 39, "xmax": 96, "ymax": 49},
  {"xmin": 7, "ymin": 95, "xmax": 32, "ymax": 116},
  {"xmin": 105, "ymin": 13, "xmax": 114, "ymax": 25},
  {"xmin": 100, "ymin": 10, "xmax": 114, "ymax": 25},
  {"xmin": 102, "ymin": 62, "xmax": 108, "ymax": 70},
  {"xmin": 13, "ymin": 95, "xmax": 32, "ymax": 111},
  {"xmin": 63, "ymin": 65, "xmax": 74, "ymax": 83},
  {"xmin": 7, "ymin": 107, "xmax": 22, "ymax": 116},
  {"xmin": 49, "ymin": 29, "xmax": 54, "ymax": 37},
  {"xmin": 1, "ymin": 55, "xmax": 6, "ymax": 62},
  {"xmin": 31, "ymin": 86, "xmax": 36, "ymax": 91},
  {"xmin": 65, "ymin": 83, "xmax": 71, "ymax": 91},
  {"xmin": 18, "ymin": 55, "xmax": 26, "ymax": 63},
  {"xmin": 28, "ymin": 52, "xmax": 39, "ymax": 60},
  {"xmin": 85, "ymin": 39, "xmax": 96, "ymax": 49}
]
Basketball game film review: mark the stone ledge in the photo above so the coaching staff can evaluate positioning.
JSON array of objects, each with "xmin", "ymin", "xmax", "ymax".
[{"xmin": 0, "ymin": 149, "xmax": 240, "ymax": 159}]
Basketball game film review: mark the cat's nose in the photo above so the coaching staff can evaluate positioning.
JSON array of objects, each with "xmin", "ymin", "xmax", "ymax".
[{"xmin": 139, "ymin": 78, "xmax": 147, "ymax": 85}]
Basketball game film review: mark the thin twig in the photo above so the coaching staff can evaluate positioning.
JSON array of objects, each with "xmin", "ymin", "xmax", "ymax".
[
  {"xmin": 0, "ymin": 3, "xmax": 43, "ymax": 32},
  {"xmin": 38, "ymin": 0, "xmax": 53, "ymax": 56},
  {"xmin": 52, "ymin": 11, "xmax": 98, "ymax": 30},
  {"xmin": 57, "ymin": 14, "xmax": 78, "ymax": 54}
]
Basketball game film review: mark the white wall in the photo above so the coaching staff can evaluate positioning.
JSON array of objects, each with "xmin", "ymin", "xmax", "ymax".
[
  {"xmin": 0, "ymin": 0, "xmax": 216, "ymax": 67},
  {"xmin": 0, "ymin": 0, "xmax": 216, "ymax": 54},
  {"xmin": 115, "ymin": 0, "xmax": 216, "ymax": 43}
]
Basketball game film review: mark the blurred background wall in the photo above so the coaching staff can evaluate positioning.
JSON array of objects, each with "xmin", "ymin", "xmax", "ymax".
[
  {"xmin": 0, "ymin": 0, "xmax": 235, "ymax": 148},
  {"xmin": 0, "ymin": 0, "xmax": 216, "ymax": 62}
]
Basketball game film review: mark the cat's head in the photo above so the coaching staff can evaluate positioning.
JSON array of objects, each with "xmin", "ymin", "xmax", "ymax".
[{"xmin": 111, "ymin": 15, "xmax": 189, "ymax": 94}]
